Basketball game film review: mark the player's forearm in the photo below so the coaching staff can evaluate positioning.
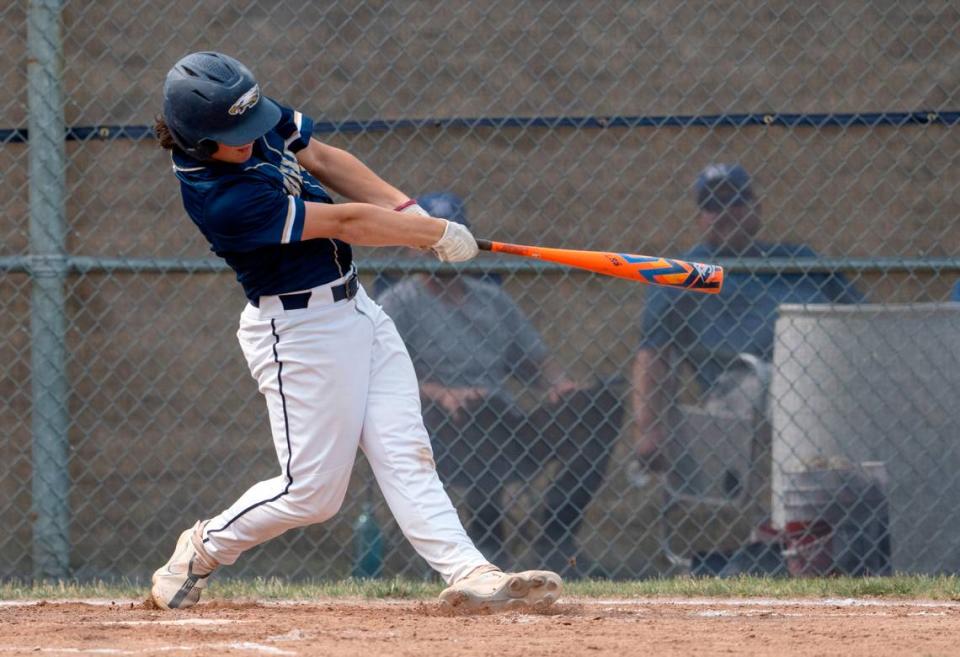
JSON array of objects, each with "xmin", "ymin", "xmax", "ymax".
[
  {"xmin": 303, "ymin": 201, "xmax": 445, "ymax": 247},
  {"xmin": 298, "ymin": 141, "xmax": 408, "ymax": 208}
]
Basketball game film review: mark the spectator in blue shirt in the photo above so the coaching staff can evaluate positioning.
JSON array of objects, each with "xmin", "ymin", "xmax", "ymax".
[{"xmin": 631, "ymin": 164, "xmax": 862, "ymax": 476}]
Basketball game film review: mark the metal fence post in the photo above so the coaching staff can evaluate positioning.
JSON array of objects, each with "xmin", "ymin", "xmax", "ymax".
[{"xmin": 27, "ymin": 0, "xmax": 69, "ymax": 580}]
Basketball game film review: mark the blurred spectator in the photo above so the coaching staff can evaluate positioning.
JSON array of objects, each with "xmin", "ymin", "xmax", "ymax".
[
  {"xmin": 372, "ymin": 193, "xmax": 500, "ymax": 296},
  {"xmin": 951, "ymin": 281, "xmax": 960, "ymax": 301},
  {"xmin": 379, "ymin": 192, "xmax": 623, "ymax": 576},
  {"xmin": 632, "ymin": 164, "xmax": 863, "ymax": 486}
]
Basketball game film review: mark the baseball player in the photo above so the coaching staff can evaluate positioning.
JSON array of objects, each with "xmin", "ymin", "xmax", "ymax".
[{"xmin": 150, "ymin": 51, "xmax": 561, "ymax": 611}]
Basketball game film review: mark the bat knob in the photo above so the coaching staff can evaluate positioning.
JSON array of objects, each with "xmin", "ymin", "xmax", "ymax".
[{"xmin": 476, "ymin": 239, "xmax": 493, "ymax": 251}]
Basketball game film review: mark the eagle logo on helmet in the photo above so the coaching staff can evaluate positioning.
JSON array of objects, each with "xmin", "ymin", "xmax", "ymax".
[{"xmin": 228, "ymin": 85, "xmax": 260, "ymax": 116}]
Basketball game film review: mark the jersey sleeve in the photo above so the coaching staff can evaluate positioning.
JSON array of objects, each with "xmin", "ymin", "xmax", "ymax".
[
  {"xmin": 269, "ymin": 99, "xmax": 315, "ymax": 153},
  {"xmin": 203, "ymin": 177, "xmax": 307, "ymax": 253}
]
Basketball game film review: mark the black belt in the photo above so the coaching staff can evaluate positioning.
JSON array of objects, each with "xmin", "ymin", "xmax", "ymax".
[{"xmin": 253, "ymin": 273, "xmax": 359, "ymax": 310}]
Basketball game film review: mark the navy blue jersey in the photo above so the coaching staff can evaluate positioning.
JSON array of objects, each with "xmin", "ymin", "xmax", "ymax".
[{"xmin": 171, "ymin": 101, "xmax": 352, "ymax": 301}]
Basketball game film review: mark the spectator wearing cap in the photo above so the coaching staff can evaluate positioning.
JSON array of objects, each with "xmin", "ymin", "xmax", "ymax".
[
  {"xmin": 631, "ymin": 164, "xmax": 863, "ymax": 476},
  {"xmin": 378, "ymin": 192, "xmax": 624, "ymax": 576}
]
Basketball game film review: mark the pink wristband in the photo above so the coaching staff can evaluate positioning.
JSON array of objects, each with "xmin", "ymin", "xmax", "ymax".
[{"xmin": 393, "ymin": 199, "xmax": 417, "ymax": 212}]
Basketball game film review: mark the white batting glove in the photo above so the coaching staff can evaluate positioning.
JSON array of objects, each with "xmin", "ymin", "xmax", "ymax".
[{"xmin": 431, "ymin": 220, "xmax": 478, "ymax": 262}]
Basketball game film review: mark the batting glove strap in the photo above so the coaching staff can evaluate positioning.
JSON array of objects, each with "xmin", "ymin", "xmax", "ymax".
[{"xmin": 395, "ymin": 199, "xmax": 431, "ymax": 217}]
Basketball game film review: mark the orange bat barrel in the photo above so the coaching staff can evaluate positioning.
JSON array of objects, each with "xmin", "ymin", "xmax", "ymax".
[{"xmin": 476, "ymin": 239, "xmax": 723, "ymax": 294}]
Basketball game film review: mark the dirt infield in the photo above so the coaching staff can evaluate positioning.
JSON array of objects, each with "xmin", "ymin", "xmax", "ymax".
[{"xmin": 2, "ymin": 597, "xmax": 959, "ymax": 656}]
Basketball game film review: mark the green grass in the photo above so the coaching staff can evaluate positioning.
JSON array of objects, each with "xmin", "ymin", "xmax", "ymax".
[{"xmin": 3, "ymin": 575, "xmax": 960, "ymax": 601}]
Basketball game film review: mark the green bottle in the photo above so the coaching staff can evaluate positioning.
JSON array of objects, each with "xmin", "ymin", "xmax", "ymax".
[{"xmin": 352, "ymin": 501, "xmax": 383, "ymax": 579}]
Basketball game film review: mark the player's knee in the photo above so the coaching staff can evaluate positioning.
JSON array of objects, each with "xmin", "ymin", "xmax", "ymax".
[{"xmin": 286, "ymin": 478, "xmax": 349, "ymax": 523}]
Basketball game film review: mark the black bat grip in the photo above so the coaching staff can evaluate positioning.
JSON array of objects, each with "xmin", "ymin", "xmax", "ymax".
[{"xmin": 476, "ymin": 239, "xmax": 493, "ymax": 251}]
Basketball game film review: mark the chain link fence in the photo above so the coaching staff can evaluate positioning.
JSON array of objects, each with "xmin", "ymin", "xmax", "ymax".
[{"xmin": 2, "ymin": 1, "xmax": 959, "ymax": 582}]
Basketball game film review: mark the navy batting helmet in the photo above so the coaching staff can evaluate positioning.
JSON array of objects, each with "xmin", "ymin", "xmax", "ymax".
[{"xmin": 162, "ymin": 52, "xmax": 281, "ymax": 159}]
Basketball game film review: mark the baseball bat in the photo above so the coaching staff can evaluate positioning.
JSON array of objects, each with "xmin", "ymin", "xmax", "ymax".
[{"xmin": 475, "ymin": 239, "xmax": 724, "ymax": 293}]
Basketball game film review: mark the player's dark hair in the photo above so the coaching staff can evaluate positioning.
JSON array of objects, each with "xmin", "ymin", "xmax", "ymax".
[{"xmin": 153, "ymin": 114, "xmax": 177, "ymax": 150}]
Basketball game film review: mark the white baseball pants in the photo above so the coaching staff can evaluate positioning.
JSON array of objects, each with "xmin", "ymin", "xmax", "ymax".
[{"xmin": 200, "ymin": 273, "xmax": 488, "ymax": 584}]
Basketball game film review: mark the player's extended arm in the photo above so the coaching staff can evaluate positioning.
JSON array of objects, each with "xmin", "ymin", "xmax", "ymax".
[
  {"xmin": 296, "ymin": 138, "xmax": 408, "ymax": 209},
  {"xmin": 302, "ymin": 201, "xmax": 477, "ymax": 261}
]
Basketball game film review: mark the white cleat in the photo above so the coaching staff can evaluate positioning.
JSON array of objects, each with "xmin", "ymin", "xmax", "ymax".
[
  {"xmin": 150, "ymin": 521, "xmax": 219, "ymax": 610},
  {"xmin": 439, "ymin": 564, "xmax": 562, "ymax": 612}
]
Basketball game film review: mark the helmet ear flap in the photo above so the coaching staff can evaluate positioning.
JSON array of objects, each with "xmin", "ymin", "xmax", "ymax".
[
  {"xmin": 167, "ymin": 121, "xmax": 218, "ymax": 160},
  {"xmin": 195, "ymin": 138, "xmax": 218, "ymax": 159}
]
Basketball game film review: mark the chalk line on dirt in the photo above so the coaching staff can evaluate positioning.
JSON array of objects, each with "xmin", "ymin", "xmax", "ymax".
[{"xmin": 2, "ymin": 596, "xmax": 958, "ymax": 610}]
